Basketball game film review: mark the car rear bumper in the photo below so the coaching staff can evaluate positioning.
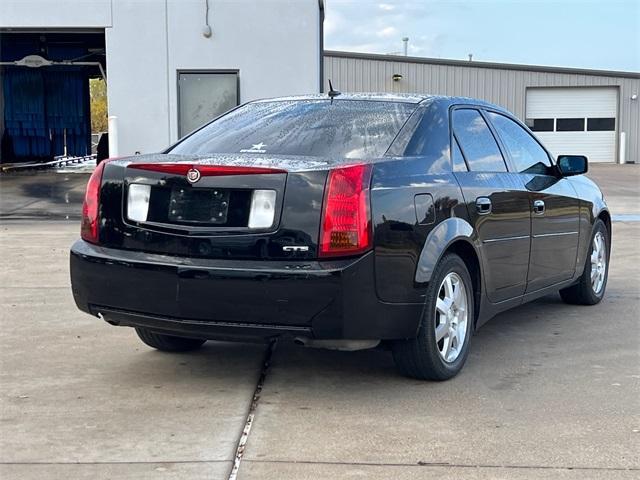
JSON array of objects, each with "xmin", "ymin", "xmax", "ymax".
[{"xmin": 70, "ymin": 240, "xmax": 422, "ymax": 341}]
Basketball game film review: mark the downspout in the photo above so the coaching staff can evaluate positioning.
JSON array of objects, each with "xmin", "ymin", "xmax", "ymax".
[
  {"xmin": 318, "ymin": 0, "xmax": 325, "ymax": 93},
  {"xmin": 165, "ymin": 0, "xmax": 171, "ymax": 145},
  {"xmin": 0, "ymin": 68, "xmax": 4, "ymax": 162}
]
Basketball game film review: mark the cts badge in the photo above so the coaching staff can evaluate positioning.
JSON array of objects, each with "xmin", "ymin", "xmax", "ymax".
[
  {"xmin": 283, "ymin": 246, "xmax": 309, "ymax": 252},
  {"xmin": 186, "ymin": 168, "xmax": 201, "ymax": 184}
]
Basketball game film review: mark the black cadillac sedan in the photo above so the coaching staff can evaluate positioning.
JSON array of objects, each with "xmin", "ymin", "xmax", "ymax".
[{"xmin": 70, "ymin": 93, "xmax": 610, "ymax": 380}]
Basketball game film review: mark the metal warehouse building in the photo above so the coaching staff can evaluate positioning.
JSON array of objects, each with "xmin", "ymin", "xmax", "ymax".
[{"xmin": 324, "ymin": 51, "xmax": 640, "ymax": 164}]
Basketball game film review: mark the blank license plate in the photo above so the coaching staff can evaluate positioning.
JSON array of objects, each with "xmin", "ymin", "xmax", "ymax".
[{"xmin": 168, "ymin": 188, "xmax": 230, "ymax": 224}]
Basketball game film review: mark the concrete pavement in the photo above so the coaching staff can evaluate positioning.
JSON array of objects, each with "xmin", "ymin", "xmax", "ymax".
[
  {"xmin": 0, "ymin": 223, "xmax": 265, "ymax": 479},
  {"xmin": 587, "ymin": 164, "xmax": 640, "ymax": 217},
  {"xmin": 0, "ymin": 171, "xmax": 87, "ymax": 220},
  {"xmin": 1, "ymin": 222, "xmax": 637, "ymax": 479},
  {"xmin": 240, "ymin": 222, "xmax": 639, "ymax": 478}
]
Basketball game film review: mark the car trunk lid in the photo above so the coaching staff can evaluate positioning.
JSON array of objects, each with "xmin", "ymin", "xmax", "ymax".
[
  {"xmin": 99, "ymin": 153, "xmax": 329, "ymax": 261},
  {"xmin": 124, "ymin": 160, "xmax": 288, "ymax": 233}
]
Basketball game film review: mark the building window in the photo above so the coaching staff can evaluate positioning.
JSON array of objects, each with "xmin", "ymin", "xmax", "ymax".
[
  {"xmin": 556, "ymin": 118, "xmax": 585, "ymax": 132},
  {"xmin": 526, "ymin": 118, "xmax": 554, "ymax": 132},
  {"xmin": 587, "ymin": 118, "xmax": 616, "ymax": 131},
  {"xmin": 178, "ymin": 71, "xmax": 239, "ymax": 138}
]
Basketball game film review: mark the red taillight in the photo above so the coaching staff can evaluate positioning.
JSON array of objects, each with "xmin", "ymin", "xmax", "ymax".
[
  {"xmin": 127, "ymin": 163, "xmax": 286, "ymax": 176},
  {"xmin": 81, "ymin": 161, "xmax": 108, "ymax": 244},
  {"xmin": 319, "ymin": 164, "xmax": 373, "ymax": 258}
]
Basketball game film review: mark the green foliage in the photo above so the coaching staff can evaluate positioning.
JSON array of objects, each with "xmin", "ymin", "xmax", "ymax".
[{"xmin": 90, "ymin": 78, "xmax": 108, "ymax": 133}]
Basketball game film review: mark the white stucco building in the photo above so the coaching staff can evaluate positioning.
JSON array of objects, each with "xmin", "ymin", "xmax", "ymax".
[{"xmin": 0, "ymin": 0, "xmax": 323, "ymax": 159}]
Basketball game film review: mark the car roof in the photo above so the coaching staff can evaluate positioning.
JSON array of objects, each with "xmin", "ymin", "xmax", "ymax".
[
  {"xmin": 251, "ymin": 93, "xmax": 508, "ymax": 111},
  {"xmin": 253, "ymin": 93, "xmax": 427, "ymax": 104}
]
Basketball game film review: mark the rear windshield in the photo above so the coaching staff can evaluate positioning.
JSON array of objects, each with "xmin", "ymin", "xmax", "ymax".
[{"xmin": 168, "ymin": 100, "xmax": 416, "ymax": 159}]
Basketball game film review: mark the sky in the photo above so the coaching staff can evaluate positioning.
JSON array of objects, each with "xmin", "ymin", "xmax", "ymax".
[{"xmin": 323, "ymin": 0, "xmax": 640, "ymax": 72}]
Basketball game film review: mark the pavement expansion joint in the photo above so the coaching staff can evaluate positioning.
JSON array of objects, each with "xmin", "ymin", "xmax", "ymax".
[
  {"xmin": 227, "ymin": 339, "xmax": 277, "ymax": 480},
  {"xmin": 0, "ymin": 460, "xmax": 228, "ymax": 466},
  {"xmin": 241, "ymin": 459, "xmax": 640, "ymax": 472}
]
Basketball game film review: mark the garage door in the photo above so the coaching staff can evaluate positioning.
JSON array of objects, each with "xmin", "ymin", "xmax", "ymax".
[{"xmin": 525, "ymin": 87, "xmax": 618, "ymax": 163}]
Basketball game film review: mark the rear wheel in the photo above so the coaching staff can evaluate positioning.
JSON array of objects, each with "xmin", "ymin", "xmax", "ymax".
[
  {"xmin": 392, "ymin": 253, "xmax": 474, "ymax": 381},
  {"xmin": 135, "ymin": 328, "xmax": 206, "ymax": 352},
  {"xmin": 560, "ymin": 219, "xmax": 609, "ymax": 305}
]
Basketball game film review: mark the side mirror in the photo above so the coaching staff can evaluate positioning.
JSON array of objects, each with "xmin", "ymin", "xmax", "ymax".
[{"xmin": 557, "ymin": 155, "xmax": 588, "ymax": 177}]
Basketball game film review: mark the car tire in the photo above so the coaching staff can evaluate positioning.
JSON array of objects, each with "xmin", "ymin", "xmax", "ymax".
[
  {"xmin": 559, "ymin": 219, "xmax": 609, "ymax": 305},
  {"xmin": 135, "ymin": 328, "xmax": 206, "ymax": 352},
  {"xmin": 392, "ymin": 253, "xmax": 474, "ymax": 381}
]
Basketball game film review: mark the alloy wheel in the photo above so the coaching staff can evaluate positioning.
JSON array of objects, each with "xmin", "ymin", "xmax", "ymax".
[
  {"xmin": 591, "ymin": 231, "xmax": 607, "ymax": 295},
  {"xmin": 434, "ymin": 272, "xmax": 468, "ymax": 363}
]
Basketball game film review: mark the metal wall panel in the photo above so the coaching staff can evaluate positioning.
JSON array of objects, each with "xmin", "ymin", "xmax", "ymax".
[{"xmin": 324, "ymin": 52, "xmax": 640, "ymax": 164}]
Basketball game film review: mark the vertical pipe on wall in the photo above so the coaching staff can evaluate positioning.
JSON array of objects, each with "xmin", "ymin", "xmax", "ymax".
[
  {"xmin": 319, "ymin": 0, "xmax": 325, "ymax": 92},
  {"xmin": 619, "ymin": 131, "xmax": 626, "ymax": 164},
  {"xmin": 108, "ymin": 115, "xmax": 118, "ymax": 157}
]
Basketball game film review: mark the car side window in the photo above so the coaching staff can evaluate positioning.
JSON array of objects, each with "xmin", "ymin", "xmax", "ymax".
[
  {"xmin": 487, "ymin": 111, "xmax": 552, "ymax": 174},
  {"xmin": 452, "ymin": 109, "xmax": 507, "ymax": 172},
  {"xmin": 452, "ymin": 137, "xmax": 468, "ymax": 172}
]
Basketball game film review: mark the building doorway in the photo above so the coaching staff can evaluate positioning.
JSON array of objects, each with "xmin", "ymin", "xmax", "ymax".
[{"xmin": 0, "ymin": 30, "xmax": 106, "ymax": 164}]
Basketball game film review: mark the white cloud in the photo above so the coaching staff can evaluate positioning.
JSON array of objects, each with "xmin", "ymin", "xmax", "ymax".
[
  {"xmin": 377, "ymin": 26, "xmax": 397, "ymax": 38},
  {"xmin": 323, "ymin": 0, "xmax": 639, "ymax": 71},
  {"xmin": 324, "ymin": 1, "xmax": 446, "ymax": 57},
  {"xmin": 323, "ymin": 7, "xmax": 345, "ymax": 36}
]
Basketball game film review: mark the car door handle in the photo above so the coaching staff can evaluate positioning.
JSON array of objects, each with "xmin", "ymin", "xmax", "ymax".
[
  {"xmin": 475, "ymin": 197, "xmax": 492, "ymax": 215},
  {"xmin": 533, "ymin": 200, "xmax": 545, "ymax": 215}
]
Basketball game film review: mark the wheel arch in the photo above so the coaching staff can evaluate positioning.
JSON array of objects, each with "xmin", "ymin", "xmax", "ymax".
[
  {"xmin": 414, "ymin": 217, "xmax": 478, "ymax": 283},
  {"xmin": 597, "ymin": 208, "xmax": 611, "ymax": 241},
  {"xmin": 414, "ymin": 217, "xmax": 482, "ymax": 325}
]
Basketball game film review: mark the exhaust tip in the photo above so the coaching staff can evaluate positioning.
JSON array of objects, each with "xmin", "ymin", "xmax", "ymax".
[{"xmin": 293, "ymin": 338, "xmax": 380, "ymax": 351}]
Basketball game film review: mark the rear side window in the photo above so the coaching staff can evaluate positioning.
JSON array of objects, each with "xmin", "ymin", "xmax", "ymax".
[
  {"xmin": 452, "ymin": 137, "xmax": 468, "ymax": 172},
  {"xmin": 169, "ymin": 100, "xmax": 416, "ymax": 159},
  {"xmin": 452, "ymin": 109, "xmax": 507, "ymax": 172},
  {"xmin": 487, "ymin": 112, "xmax": 551, "ymax": 174}
]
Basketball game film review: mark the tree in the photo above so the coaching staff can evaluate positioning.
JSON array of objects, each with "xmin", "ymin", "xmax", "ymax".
[{"xmin": 90, "ymin": 78, "xmax": 108, "ymax": 133}]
